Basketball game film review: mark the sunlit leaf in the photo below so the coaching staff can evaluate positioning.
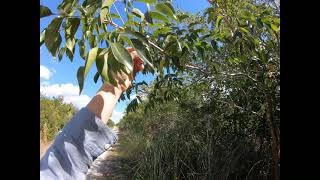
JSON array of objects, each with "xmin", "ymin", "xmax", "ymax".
[
  {"xmin": 40, "ymin": 29, "xmax": 46, "ymax": 46},
  {"xmin": 110, "ymin": 42, "xmax": 133, "ymax": 72},
  {"xmin": 215, "ymin": 15, "xmax": 223, "ymax": 29},
  {"xmin": 131, "ymin": 39, "xmax": 154, "ymax": 69},
  {"xmin": 155, "ymin": 3, "xmax": 177, "ymax": 21},
  {"xmin": 40, "ymin": 5, "xmax": 52, "ymax": 18},
  {"xmin": 77, "ymin": 66, "xmax": 85, "ymax": 94},
  {"xmin": 149, "ymin": 11, "xmax": 169, "ymax": 22},
  {"xmin": 84, "ymin": 47, "xmax": 99, "ymax": 80}
]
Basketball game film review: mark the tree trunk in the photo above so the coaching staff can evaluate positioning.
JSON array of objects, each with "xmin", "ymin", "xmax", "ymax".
[{"xmin": 265, "ymin": 95, "xmax": 280, "ymax": 180}]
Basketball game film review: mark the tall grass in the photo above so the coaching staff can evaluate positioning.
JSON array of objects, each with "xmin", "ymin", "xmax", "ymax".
[{"xmin": 118, "ymin": 99, "xmax": 273, "ymax": 180}]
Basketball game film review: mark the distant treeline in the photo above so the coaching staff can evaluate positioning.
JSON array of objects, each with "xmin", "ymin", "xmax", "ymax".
[
  {"xmin": 40, "ymin": 94, "xmax": 116, "ymax": 143},
  {"xmin": 40, "ymin": 94, "xmax": 78, "ymax": 142}
]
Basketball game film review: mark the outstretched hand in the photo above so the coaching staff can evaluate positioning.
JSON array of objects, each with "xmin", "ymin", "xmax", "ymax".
[
  {"xmin": 112, "ymin": 47, "xmax": 145, "ymax": 91},
  {"xmin": 87, "ymin": 47, "xmax": 145, "ymax": 123}
]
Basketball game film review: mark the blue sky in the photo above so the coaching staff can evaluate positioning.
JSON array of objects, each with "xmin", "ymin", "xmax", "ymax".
[{"xmin": 40, "ymin": 0, "xmax": 210, "ymax": 123}]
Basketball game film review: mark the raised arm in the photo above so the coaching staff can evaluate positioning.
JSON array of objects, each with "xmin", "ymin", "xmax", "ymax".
[{"xmin": 40, "ymin": 48, "xmax": 144, "ymax": 180}]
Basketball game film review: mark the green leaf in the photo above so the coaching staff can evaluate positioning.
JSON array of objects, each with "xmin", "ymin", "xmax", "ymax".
[
  {"xmin": 274, "ymin": 18, "xmax": 280, "ymax": 25},
  {"xmin": 119, "ymin": 35, "xmax": 133, "ymax": 47},
  {"xmin": 65, "ymin": 18, "xmax": 80, "ymax": 38},
  {"xmin": 135, "ymin": 0, "xmax": 156, "ymax": 4},
  {"xmin": 124, "ymin": 28, "xmax": 148, "ymax": 44},
  {"xmin": 58, "ymin": 47, "xmax": 66, "ymax": 61},
  {"xmin": 89, "ymin": 34, "xmax": 97, "ymax": 48},
  {"xmin": 96, "ymin": 49, "xmax": 110, "ymax": 82},
  {"xmin": 155, "ymin": 3, "xmax": 177, "ymax": 21},
  {"xmin": 126, "ymin": 98, "xmax": 139, "ymax": 113},
  {"xmin": 215, "ymin": 15, "xmax": 223, "ymax": 29},
  {"xmin": 110, "ymin": 42, "xmax": 133, "ymax": 72},
  {"xmin": 204, "ymin": 7, "xmax": 215, "ymax": 16},
  {"xmin": 106, "ymin": 52, "xmax": 119, "ymax": 87},
  {"xmin": 84, "ymin": 47, "xmax": 99, "ymax": 79},
  {"xmin": 45, "ymin": 17, "xmax": 63, "ymax": 56},
  {"xmin": 270, "ymin": 24, "xmax": 279, "ymax": 32},
  {"xmin": 164, "ymin": 2, "xmax": 175, "ymax": 14},
  {"xmin": 239, "ymin": 27, "xmax": 249, "ymax": 34},
  {"xmin": 66, "ymin": 38, "xmax": 76, "ymax": 55},
  {"xmin": 66, "ymin": 48, "xmax": 74, "ymax": 61},
  {"xmin": 126, "ymin": 88, "xmax": 131, "ymax": 100},
  {"xmin": 177, "ymin": 13, "xmax": 188, "ymax": 21},
  {"xmin": 110, "ymin": 13, "xmax": 120, "ymax": 19},
  {"xmin": 188, "ymin": 22, "xmax": 198, "ymax": 28},
  {"xmin": 40, "ymin": 5, "xmax": 53, "ymax": 18},
  {"xmin": 103, "ymin": 0, "xmax": 115, "ymax": 6},
  {"xmin": 94, "ymin": 72, "xmax": 100, "ymax": 83},
  {"xmin": 40, "ymin": 29, "xmax": 46, "ymax": 46},
  {"xmin": 149, "ymin": 11, "xmax": 168, "ymax": 22},
  {"xmin": 132, "ymin": 8, "xmax": 145, "ymax": 21},
  {"xmin": 77, "ymin": 66, "xmax": 85, "ymax": 94},
  {"xmin": 153, "ymin": 26, "xmax": 171, "ymax": 37},
  {"xmin": 207, "ymin": 13, "xmax": 215, "ymax": 23},
  {"xmin": 145, "ymin": 11, "xmax": 153, "ymax": 24},
  {"xmin": 131, "ymin": 39, "xmax": 154, "ymax": 69},
  {"xmin": 82, "ymin": 0, "xmax": 101, "ymax": 7},
  {"xmin": 164, "ymin": 35, "xmax": 177, "ymax": 49},
  {"xmin": 78, "ymin": 40, "xmax": 87, "ymax": 60},
  {"xmin": 100, "ymin": 0, "xmax": 115, "ymax": 23},
  {"xmin": 57, "ymin": 0, "xmax": 75, "ymax": 15}
]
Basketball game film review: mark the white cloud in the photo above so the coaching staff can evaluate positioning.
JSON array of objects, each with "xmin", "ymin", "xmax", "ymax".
[
  {"xmin": 40, "ymin": 81, "xmax": 50, "ymax": 86},
  {"xmin": 111, "ymin": 110, "xmax": 124, "ymax": 123},
  {"xmin": 129, "ymin": 94, "xmax": 137, "ymax": 101},
  {"xmin": 40, "ymin": 65, "xmax": 53, "ymax": 80},
  {"xmin": 40, "ymin": 83, "xmax": 91, "ymax": 109}
]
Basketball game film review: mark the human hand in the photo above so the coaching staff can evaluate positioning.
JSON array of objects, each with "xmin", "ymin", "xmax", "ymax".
[{"xmin": 111, "ymin": 47, "xmax": 145, "ymax": 91}]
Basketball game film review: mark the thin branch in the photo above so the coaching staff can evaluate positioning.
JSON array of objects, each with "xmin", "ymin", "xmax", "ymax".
[
  {"xmin": 228, "ymin": 73, "xmax": 258, "ymax": 82},
  {"xmin": 185, "ymin": 64, "xmax": 208, "ymax": 75},
  {"xmin": 147, "ymin": 40, "xmax": 165, "ymax": 53},
  {"xmin": 216, "ymin": 100, "xmax": 260, "ymax": 116},
  {"xmin": 103, "ymin": 19, "xmax": 125, "ymax": 31},
  {"xmin": 50, "ymin": 13, "xmax": 81, "ymax": 18},
  {"xmin": 112, "ymin": 2, "xmax": 125, "ymax": 24}
]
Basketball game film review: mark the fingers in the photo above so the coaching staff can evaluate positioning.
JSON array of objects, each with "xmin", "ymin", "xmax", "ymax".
[
  {"xmin": 110, "ymin": 47, "xmax": 144, "ymax": 91},
  {"xmin": 128, "ymin": 48, "xmax": 144, "ymax": 76},
  {"xmin": 111, "ymin": 71, "xmax": 132, "ymax": 91}
]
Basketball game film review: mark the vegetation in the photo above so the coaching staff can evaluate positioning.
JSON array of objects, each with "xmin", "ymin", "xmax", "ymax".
[
  {"xmin": 41, "ymin": 0, "xmax": 279, "ymax": 179},
  {"xmin": 40, "ymin": 94, "xmax": 78, "ymax": 142},
  {"xmin": 107, "ymin": 118, "xmax": 116, "ymax": 128}
]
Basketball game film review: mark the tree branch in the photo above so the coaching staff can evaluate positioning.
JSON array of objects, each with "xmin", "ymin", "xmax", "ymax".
[
  {"xmin": 112, "ymin": 2, "xmax": 125, "ymax": 25},
  {"xmin": 226, "ymin": 72, "xmax": 258, "ymax": 82},
  {"xmin": 185, "ymin": 64, "xmax": 208, "ymax": 75}
]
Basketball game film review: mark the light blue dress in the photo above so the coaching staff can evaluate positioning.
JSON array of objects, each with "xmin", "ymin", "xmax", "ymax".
[{"xmin": 40, "ymin": 107, "xmax": 118, "ymax": 179}]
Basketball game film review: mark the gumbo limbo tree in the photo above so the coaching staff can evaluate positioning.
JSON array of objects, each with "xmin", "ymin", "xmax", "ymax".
[{"xmin": 40, "ymin": 0, "xmax": 279, "ymax": 179}]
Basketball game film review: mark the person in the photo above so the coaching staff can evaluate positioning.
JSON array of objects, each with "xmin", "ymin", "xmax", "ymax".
[{"xmin": 40, "ymin": 48, "xmax": 144, "ymax": 179}]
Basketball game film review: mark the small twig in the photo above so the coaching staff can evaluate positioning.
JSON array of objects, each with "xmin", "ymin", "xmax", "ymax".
[
  {"xmin": 245, "ymin": 160, "xmax": 264, "ymax": 180},
  {"xmin": 221, "ymin": 72, "xmax": 258, "ymax": 82},
  {"xmin": 112, "ymin": 2, "xmax": 125, "ymax": 24},
  {"xmin": 228, "ymin": 73, "xmax": 258, "ymax": 82},
  {"xmin": 185, "ymin": 64, "xmax": 208, "ymax": 75},
  {"xmin": 102, "ymin": 20, "xmax": 214, "ymax": 75},
  {"xmin": 103, "ymin": 19, "xmax": 125, "ymax": 31},
  {"xmin": 51, "ymin": 13, "xmax": 81, "ymax": 18}
]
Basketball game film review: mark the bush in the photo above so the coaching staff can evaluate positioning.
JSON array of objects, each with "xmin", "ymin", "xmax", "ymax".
[
  {"xmin": 107, "ymin": 119, "xmax": 115, "ymax": 128},
  {"xmin": 40, "ymin": 94, "xmax": 78, "ymax": 142}
]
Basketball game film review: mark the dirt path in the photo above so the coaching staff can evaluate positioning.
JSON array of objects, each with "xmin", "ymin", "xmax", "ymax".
[
  {"xmin": 86, "ymin": 126, "xmax": 128, "ymax": 180},
  {"xmin": 40, "ymin": 127, "xmax": 127, "ymax": 179},
  {"xmin": 40, "ymin": 141, "xmax": 53, "ymax": 159}
]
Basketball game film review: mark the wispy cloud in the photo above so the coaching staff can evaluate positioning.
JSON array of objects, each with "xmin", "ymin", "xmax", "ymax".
[
  {"xmin": 40, "ymin": 65, "xmax": 54, "ymax": 80},
  {"xmin": 40, "ymin": 83, "xmax": 91, "ymax": 109},
  {"xmin": 111, "ymin": 110, "xmax": 124, "ymax": 123},
  {"xmin": 129, "ymin": 93, "xmax": 137, "ymax": 101}
]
